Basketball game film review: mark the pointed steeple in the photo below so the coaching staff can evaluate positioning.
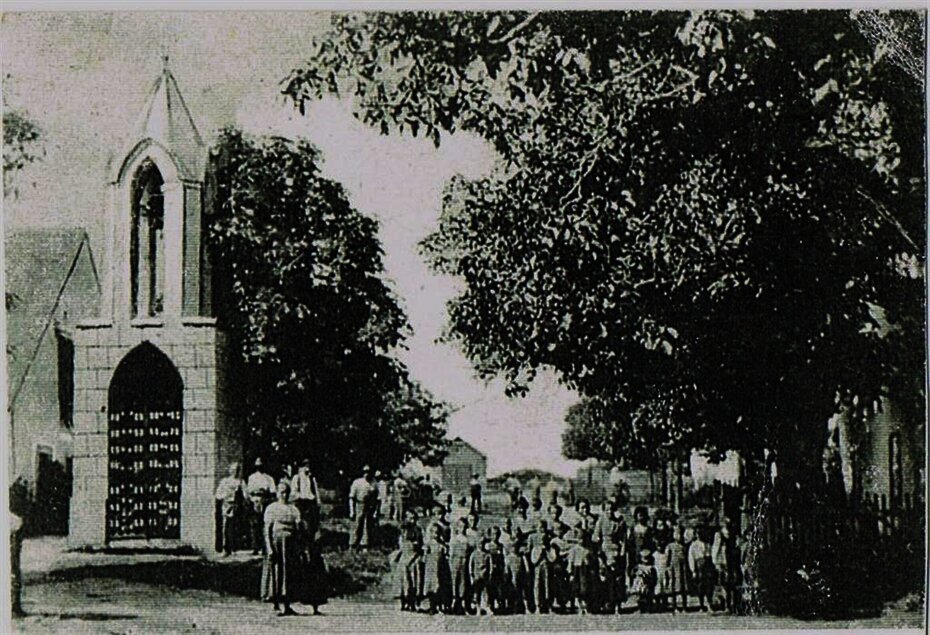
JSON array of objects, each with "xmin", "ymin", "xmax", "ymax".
[{"xmin": 121, "ymin": 58, "xmax": 206, "ymax": 181}]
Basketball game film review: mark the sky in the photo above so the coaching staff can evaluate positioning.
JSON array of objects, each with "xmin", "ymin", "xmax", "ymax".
[{"xmin": 2, "ymin": 12, "xmax": 584, "ymax": 477}]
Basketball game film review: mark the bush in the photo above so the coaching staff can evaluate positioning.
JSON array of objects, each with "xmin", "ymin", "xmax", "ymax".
[{"xmin": 754, "ymin": 539, "xmax": 883, "ymax": 619}]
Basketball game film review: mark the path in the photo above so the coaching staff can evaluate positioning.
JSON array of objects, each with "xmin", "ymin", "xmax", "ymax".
[{"xmin": 14, "ymin": 537, "xmax": 925, "ymax": 633}]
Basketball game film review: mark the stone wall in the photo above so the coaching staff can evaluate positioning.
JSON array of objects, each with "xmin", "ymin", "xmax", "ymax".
[{"xmin": 69, "ymin": 318, "xmax": 237, "ymax": 553}]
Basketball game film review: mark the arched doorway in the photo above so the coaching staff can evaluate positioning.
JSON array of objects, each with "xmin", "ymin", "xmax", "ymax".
[{"xmin": 107, "ymin": 343, "xmax": 183, "ymax": 541}]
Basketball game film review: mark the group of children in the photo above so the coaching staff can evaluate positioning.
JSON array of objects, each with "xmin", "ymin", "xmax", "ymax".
[{"xmin": 393, "ymin": 496, "xmax": 754, "ymax": 616}]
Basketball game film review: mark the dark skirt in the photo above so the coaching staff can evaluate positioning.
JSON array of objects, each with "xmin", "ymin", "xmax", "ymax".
[
  {"xmin": 571, "ymin": 562, "xmax": 598, "ymax": 601},
  {"xmin": 691, "ymin": 557, "xmax": 715, "ymax": 596},
  {"xmin": 301, "ymin": 541, "xmax": 328, "ymax": 607},
  {"xmin": 269, "ymin": 530, "xmax": 300, "ymax": 604}
]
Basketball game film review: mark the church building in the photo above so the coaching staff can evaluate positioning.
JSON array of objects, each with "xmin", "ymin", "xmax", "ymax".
[{"xmin": 68, "ymin": 64, "xmax": 241, "ymax": 551}]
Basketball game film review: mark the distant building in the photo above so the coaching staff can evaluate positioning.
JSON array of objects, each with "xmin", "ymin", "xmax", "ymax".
[
  {"xmin": 571, "ymin": 460, "xmax": 654, "ymax": 504},
  {"xmin": 439, "ymin": 437, "xmax": 487, "ymax": 493},
  {"xmin": 832, "ymin": 399, "xmax": 925, "ymax": 507},
  {"xmin": 6, "ymin": 228, "xmax": 100, "ymax": 531}
]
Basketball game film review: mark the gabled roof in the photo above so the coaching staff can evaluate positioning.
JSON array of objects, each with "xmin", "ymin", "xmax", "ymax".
[
  {"xmin": 5, "ymin": 228, "xmax": 100, "ymax": 408},
  {"xmin": 450, "ymin": 436, "xmax": 487, "ymax": 460},
  {"xmin": 112, "ymin": 62, "xmax": 206, "ymax": 182}
]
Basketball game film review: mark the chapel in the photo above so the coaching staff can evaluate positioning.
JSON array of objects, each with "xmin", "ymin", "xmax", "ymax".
[{"xmin": 68, "ymin": 62, "xmax": 240, "ymax": 551}]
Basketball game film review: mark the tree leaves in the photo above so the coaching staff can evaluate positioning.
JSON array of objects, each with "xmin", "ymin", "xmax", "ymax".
[
  {"xmin": 285, "ymin": 10, "xmax": 925, "ymax": 484},
  {"xmin": 208, "ymin": 128, "xmax": 448, "ymax": 478}
]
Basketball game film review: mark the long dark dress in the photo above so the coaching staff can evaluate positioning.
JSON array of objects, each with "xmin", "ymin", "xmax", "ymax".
[
  {"xmin": 264, "ymin": 501, "xmax": 302, "ymax": 607},
  {"xmin": 301, "ymin": 538, "xmax": 328, "ymax": 608}
]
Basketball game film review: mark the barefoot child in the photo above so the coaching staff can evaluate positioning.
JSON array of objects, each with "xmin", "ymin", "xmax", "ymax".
[
  {"xmin": 688, "ymin": 527, "xmax": 713, "ymax": 612},
  {"xmin": 664, "ymin": 525, "xmax": 688, "ymax": 612}
]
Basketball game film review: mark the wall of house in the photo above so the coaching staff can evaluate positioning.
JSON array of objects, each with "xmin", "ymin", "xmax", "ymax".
[
  {"xmin": 855, "ymin": 398, "xmax": 924, "ymax": 504},
  {"xmin": 10, "ymin": 243, "xmax": 98, "ymax": 486},
  {"xmin": 440, "ymin": 443, "xmax": 487, "ymax": 493}
]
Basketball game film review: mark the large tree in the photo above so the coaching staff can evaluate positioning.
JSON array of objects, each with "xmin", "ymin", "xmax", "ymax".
[
  {"xmin": 284, "ymin": 10, "xmax": 925, "ymax": 487},
  {"xmin": 208, "ymin": 129, "xmax": 448, "ymax": 481}
]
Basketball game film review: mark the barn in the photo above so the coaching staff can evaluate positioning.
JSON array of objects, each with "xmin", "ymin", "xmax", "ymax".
[{"xmin": 439, "ymin": 437, "xmax": 487, "ymax": 494}]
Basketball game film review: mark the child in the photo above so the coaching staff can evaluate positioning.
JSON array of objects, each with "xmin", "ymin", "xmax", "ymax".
[
  {"xmin": 502, "ymin": 533, "xmax": 526, "ymax": 614},
  {"xmin": 395, "ymin": 510, "xmax": 423, "ymax": 612},
  {"xmin": 530, "ymin": 526, "xmax": 552, "ymax": 614},
  {"xmin": 548, "ymin": 522, "xmax": 572, "ymax": 612},
  {"xmin": 738, "ymin": 527, "xmax": 756, "ymax": 615},
  {"xmin": 664, "ymin": 525, "xmax": 688, "ymax": 613},
  {"xmin": 630, "ymin": 548, "xmax": 658, "ymax": 613},
  {"xmin": 688, "ymin": 526, "xmax": 713, "ymax": 612},
  {"xmin": 627, "ymin": 507, "xmax": 655, "ymax": 581},
  {"xmin": 449, "ymin": 517, "xmax": 471, "ymax": 614},
  {"xmin": 653, "ymin": 531, "xmax": 669, "ymax": 611},
  {"xmin": 711, "ymin": 518, "xmax": 738, "ymax": 612},
  {"xmin": 421, "ymin": 523, "xmax": 449, "ymax": 614},
  {"xmin": 464, "ymin": 513, "xmax": 483, "ymax": 613},
  {"xmin": 486, "ymin": 527, "xmax": 506, "ymax": 613},
  {"xmin": 567, "ymin": 529, "xmax": 598, "ymax": 614}
]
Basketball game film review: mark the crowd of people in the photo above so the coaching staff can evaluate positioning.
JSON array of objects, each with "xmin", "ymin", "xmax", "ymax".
[
  {"xmin": 214, "ymin": 458, "xmax": 327, "ymax": 616},
  {"xmin": 215, "ymin": 460, "xmax": 753, "ymax": 619},
  {"xmin": 392, "ymin": 493, "xmax": 753, "ymax": 616}
]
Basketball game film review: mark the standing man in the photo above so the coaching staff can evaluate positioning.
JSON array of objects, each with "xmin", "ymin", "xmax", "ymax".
[
  {"xmin": 376, "ymin": 471, "xmax": 391, "ymax": 519},
  {"xmin": 392, "ymin": 471, "xmax": 408, "ymax": 521},
  {"xmin": 246, "ymin": 458, "xmax": 277, "ymax": 555},
  {"xmin": 349, "ymin": 466, "xmax": 379, "ymax": 549},
  {"xmin": 215, "ymin": 462, "xmax": 245, "ymax": 556},
  {"xmin": 291, "ymin": 459, "xmax": 320, "ymax": 538},
  {"xmin": 469, "ymin": 473, "xmax": 483, "ymax": 515}
]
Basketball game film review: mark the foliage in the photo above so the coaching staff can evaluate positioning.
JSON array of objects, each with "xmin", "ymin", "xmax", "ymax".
[
  {"xmin": 208, "ymin": 128, "xmax": 447, "ymax": 481},
  {"xmin": 3, "ymin": 109, "xmax": 42, "ymax": 197},
  {"xmin": 4, "ymin": 108, "xmax": 43, "ymax": 355},
  {"xmin": 284, "ymin": 10, "xmax": 925, "ymax": 483}
]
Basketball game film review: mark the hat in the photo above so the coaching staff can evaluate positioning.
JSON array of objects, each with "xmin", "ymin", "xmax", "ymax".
[
  {"xmin": 640, "ymin": 548, "xmax": 652, "ymax": 559},
  {"xmin": 254, "ymin": 458, "xmax": 263, "ymax": 467},
  {"xmin": 300, "ymin": 458, "xmax": 311, "ymax": 468},
  {"xmin": 375, "ymin": 470, "xmax": 383, "ymax": 478},
  {"xmin": 363, "ymin": 465, "xmax": 372, "ymax": 474}
]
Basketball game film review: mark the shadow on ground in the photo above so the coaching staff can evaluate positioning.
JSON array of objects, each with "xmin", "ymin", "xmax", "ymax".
[
  {"xmin": 30, "ymin": 547, "xmax": 393, "ymax": 602},
  {"xmin": 29, "ymin": 611, "xmax": 139, "ymax": 622}
]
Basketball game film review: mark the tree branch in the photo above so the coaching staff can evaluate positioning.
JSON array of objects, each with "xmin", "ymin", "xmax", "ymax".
[
  {"xmin": 488, "ymin": 13, "xmax": 540, "ymax": 44},
  {"xmin": 855, "ymin": 187, "xmax": 921, "ymax": 254}
]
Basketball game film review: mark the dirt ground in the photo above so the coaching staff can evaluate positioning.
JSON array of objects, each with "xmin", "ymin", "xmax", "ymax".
[{"xmin": 13, "ymin": 537, "xmax": 925, "ymax": 634}]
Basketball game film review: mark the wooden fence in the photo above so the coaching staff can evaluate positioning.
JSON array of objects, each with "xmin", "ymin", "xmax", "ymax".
[{"xmin": 746, "ymin": 486, "xmax": 925, "ymax": 555}]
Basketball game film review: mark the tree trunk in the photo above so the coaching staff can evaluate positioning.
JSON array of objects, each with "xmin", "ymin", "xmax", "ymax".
[{"xmin": 661, "ymin": 459, "xmax": 669, "ymax": 506}]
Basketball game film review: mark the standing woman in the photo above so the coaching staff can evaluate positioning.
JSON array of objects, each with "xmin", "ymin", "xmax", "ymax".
[{"xmin": 264, "ymin": 481, "xmax": 303, "ymax": 616}]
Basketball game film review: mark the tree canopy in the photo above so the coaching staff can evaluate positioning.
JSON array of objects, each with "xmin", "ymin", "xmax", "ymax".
[
  {"xmin": 284, "ymin": 10, "xmax": 925, "ymax": 484},
  {"xmin": 208, "ymin": 129, "xmax": 448, "ymax": 480}
]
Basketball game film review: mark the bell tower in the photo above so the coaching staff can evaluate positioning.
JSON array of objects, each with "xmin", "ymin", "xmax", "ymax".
[
  {"xmin": 70, "ymin": 61, "xmax": 240, "ymax": 553},
  {"xmin": 103, "ymin": 56, "xmax": 210, "ymax": 324}
]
